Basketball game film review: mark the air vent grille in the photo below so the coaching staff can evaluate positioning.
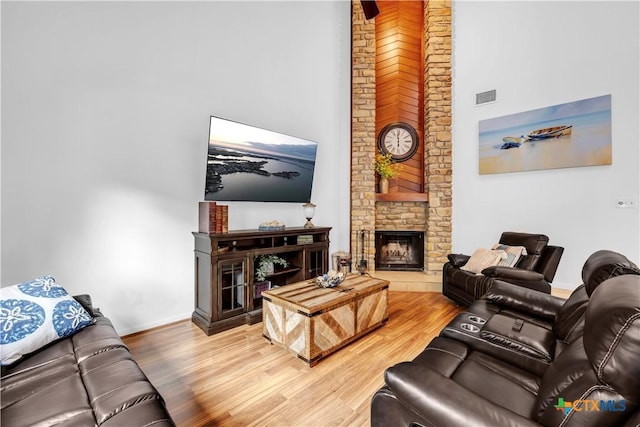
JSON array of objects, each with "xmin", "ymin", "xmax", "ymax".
[{"xmin": 476, "ymin": 89, "xmax": 496, "ymax": 105}]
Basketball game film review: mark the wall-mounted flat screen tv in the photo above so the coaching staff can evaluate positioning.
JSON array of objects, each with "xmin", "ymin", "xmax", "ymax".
[{"xmin": 205, "ymin": 116, "xmax": 318, "ymax": 202}]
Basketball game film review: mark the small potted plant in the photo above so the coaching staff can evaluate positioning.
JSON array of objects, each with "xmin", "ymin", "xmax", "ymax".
[
  {"xmin": 255, "ymin": 255, "xmax": 289, "ymax": 282},
  {"xmin": 374, "ymin": 153, "xmax": 402, "ymax": 193}
]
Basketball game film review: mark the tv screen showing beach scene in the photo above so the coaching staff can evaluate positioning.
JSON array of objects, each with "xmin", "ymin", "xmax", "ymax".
[
  {"xmin": 205, "ymin": 116, "xmax": 318, "ymax": 202},
  {"xmin": 478, "ymin": 94, "xmax": 612, "ymax": 175}
]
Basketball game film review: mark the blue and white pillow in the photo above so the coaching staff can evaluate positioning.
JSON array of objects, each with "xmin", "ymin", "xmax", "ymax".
[{"xmin": 0, "ymin": 276, "xmax": 95, "ymax": 365}]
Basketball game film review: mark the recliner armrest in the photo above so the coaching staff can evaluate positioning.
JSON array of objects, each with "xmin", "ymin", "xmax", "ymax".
[
  {"xmin": 481, "ymin": 266, "xmax": 545, "ymax": 282},
  {"xmin": 384, "ymin": 363, "xmax": 541, "ymax": 427},
  {"xmin": 482, "ymin": 280, "xmax": 565, "ymax": 320},
  {"xmin": 447, "ymin": 253, "xmax": 470, "ymax": 267},
  {"xmin": 481, "ymin": 266, "xmax": 553, "ymax": 294}
]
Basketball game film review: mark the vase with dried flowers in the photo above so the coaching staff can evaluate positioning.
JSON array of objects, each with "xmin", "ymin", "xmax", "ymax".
[{"xmin": 374, "ymin": 153, "xmax": 402, "ymax": 193}]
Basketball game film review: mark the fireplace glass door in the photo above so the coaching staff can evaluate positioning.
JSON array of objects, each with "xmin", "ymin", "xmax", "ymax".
[{"xmin": 375, "ymin": 231, "xmax": 424, "ymax": 271}]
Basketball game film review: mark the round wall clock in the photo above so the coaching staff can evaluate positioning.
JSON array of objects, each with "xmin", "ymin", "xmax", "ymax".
[{"xmin": 377, "ymin": 122, "xmax": 419, "ymax": 162}]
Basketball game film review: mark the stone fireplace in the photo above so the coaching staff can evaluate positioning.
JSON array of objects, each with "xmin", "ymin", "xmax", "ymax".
[
  {"xmin": 350, "ymin": 0, "xmax": 452, "ymax": 285},
  {"xmin": 375, "ymin": 231, "xmax": 424, "ymax": 271}
]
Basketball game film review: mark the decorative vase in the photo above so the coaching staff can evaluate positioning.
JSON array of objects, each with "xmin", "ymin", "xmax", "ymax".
[
  {"xmin": 379, "ymin": 178, "xmax": 389, "ymax": 194},
  {"xmin": 264, "ymin": 262, "xmax": 275, "ymax": 276}
]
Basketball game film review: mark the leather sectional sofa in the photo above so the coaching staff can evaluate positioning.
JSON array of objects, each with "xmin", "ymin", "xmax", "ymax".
[
  {"xmin": 1, "ymin": 295, "xmax": 175, "ymax": 426},
  {"xmin": 372, "ymin": 250, "xmax": 640, "ymax": 427},
  {"xmin": 442, "ymin": 249, "xmax": 640, "ymax": 377},
  {"xmin": 443, "ymin": 232, "xmax": 564, "ymax": 306}
]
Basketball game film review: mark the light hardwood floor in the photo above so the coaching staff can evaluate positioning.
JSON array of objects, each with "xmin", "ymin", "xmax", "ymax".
[{"xmin": 123, "ymin": 291, "xmax": 463, "ymax": 427}]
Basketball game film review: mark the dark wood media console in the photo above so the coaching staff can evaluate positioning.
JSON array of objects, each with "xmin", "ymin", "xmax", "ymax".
[{"xmin": 192, "ymin": 227, "xmax": 331, "ymax": 335}]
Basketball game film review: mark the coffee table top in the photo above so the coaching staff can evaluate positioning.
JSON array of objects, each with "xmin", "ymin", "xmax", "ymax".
[{"xmin": 262, "ymin": 274, "xmax": 389, "ymax": 315}]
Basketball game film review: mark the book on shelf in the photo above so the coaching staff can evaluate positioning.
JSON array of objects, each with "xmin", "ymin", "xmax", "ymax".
[
  {"xmin": 254, "ymin": 281, "xmax": 271, "ymax": 299},
  {"xmin": 297, "ymin": 234, "xmax": 314, "ymax": 245},
  {"xmin": 198, "ymin": 201, "xmax": 216, "ymax": 234},
  {"xmin": 215, "ymin": 204, "xmax": 223, "ymax": 233},
  {"xmin": 222, "ymin": 205, "xmax": 228, "ymax": 233},
  {"xmin": 198, "ymin": 201, "xmax": 229, "ymax": 234}
]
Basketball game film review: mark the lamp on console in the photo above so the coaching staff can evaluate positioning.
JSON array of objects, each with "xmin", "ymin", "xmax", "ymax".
[{"xmin": 302, "ymin": 202, "xmax": 316, "ymax": 228}]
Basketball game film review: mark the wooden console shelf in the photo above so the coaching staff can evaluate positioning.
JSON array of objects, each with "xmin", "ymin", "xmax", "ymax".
[{"xmin": 192, "ymin": 227, "xmax": 331, "ymax": 335}]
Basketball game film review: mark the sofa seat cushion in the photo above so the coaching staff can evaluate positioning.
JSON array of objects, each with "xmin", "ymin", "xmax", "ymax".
[
  {"xmin": 71, "ymin": 316, "xmax": 131, "ymax": 363},
  {"xmin": 414, "ymin": 337, "xmax": 542, "ymax": 418},
  {"xmin": 101, "ymin": 399, "xmax": 177, "ymax": 427},
  {"xmin": 411, "ymin": 336, "xmax": 469, "ymax": 377},
  {"xmin": 452, "ymin": 350, "xmax": 541, "ymax": 419},
  {"xmin": 382, "ymin": 362, "xmax": 542, "ymax": 427},
  {"xmin": 392, "ymin": 337, "xmax": 541, "ymax": 420},
  {"xmin": 80, "ymin": 346, "xmax": 166, "ymax": 425},
  {"xmin": 1, "ymin": 312, "xmax": 174, "ymax": 426},
  {"xmin": 0, "ymin": 353, "xmax": 97, "ymax": 426}
]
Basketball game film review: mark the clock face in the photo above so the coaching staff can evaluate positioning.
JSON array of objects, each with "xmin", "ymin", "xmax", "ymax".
[{"xmin": 377, "ymin": 123, "xmax": 419, "ymax": 162}]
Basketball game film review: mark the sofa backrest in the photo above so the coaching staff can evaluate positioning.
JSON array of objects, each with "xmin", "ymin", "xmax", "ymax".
[
  {"xmin": 583, "ymin": 275, "xmax": 640, "ymax": 404},
  {"xmin": 551, "ymin": 285, "xmax": 589, "ymax": 344},
  {"xmin": 499, "ymin": 232, "xmax": 549, "ymax": 271},
  {"xmin": 534, "ymin": 275, "xmax": 640, "ymax": 426},
  {"xmin": 581, "ymin": 249, "xmax": 640, "ymax": 296},
  {"xmin": 552, "ymin": 250, "xmax": 640, "ymax": 343},
  {"xmin": 536, "ymin": 245, "xmax": 565, "ymax": 282}
]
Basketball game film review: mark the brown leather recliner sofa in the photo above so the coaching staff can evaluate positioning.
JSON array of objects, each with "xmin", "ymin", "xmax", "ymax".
[
  {"xmin": 372, "ymin": 251, "xmax": 640, "ymax": 427},
  {"xmin": 1, "ymin": 295, "xmax": 175, "ymax": 426},
  {"xmin": 443, "ymin": 232, "xmax": 564, "ymax": 306},
  {"xmin": 441, "ymin": 249, "xmax": 640, "ymax": 376}
]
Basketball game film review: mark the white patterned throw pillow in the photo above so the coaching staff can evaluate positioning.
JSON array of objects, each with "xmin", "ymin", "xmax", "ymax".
[
  {"xmin": 491, "ymin": 244, "xmax": 528, "ymax": 268},
  {"xmin": 0, "ymin": 276, "xmax": 95, "ymax": 365}
]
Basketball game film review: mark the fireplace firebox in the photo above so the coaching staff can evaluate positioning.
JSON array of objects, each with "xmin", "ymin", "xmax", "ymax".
[{"xmin": 375, "ymin": 231, "xmax": 424, "ymax": 271}]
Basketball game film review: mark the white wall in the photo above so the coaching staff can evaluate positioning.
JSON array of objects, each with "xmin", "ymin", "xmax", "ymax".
[
  {"xmin": 452, "ymin": 1, "xmax": 640, "ymax": 289},
  {"xmin": 1, "ymin": 1, "xmax": 352, "ymax": 334}
]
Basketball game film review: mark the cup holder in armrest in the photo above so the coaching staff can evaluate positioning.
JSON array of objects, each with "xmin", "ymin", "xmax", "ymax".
[
  {"xmin": 460, "ymin": 323, "xmax": 480, "ymax": 333},
  {"xmin": 468, "ymin": 315, "xmax": 486, "ymax": 325}
]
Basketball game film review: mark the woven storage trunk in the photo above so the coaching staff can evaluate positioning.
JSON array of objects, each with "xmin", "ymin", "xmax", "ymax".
[{"xmin": 262, "ymin": 275, "xmax": 389, "ymax": 366}]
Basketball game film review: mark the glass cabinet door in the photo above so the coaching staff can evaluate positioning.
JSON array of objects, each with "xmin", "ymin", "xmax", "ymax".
[
  {"xmin": 218, "ymin": 259, "xmax": 246, "ymax": 318},
  {"xmin": 306, "ymin": 249, "xmax": 326, "ymax": 278}
]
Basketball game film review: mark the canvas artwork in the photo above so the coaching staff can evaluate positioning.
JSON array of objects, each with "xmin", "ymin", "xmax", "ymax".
[{"xmin": 478, "ymin": 94, "xmax": 612, "ymax": 175}]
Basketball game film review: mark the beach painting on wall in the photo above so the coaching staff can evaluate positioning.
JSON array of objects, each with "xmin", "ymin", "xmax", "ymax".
[{"xmin": 479, "ymin": 94, "xmax": 612, "ymax": 175}]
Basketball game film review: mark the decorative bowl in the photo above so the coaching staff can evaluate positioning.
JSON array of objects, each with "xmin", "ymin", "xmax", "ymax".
[
  {"xmin": 316, "ymin": 270, "xmax": 345, "ymax": 288},
  {"xmin": 258, "ymin": 220, "xmax": 285, "ymax": 231},
  {"xmin": 258, "ymin": 225, "xmax": 285, "ymax": 231}
]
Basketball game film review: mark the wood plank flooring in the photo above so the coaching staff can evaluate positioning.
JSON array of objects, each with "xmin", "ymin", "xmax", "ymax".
[{"xmin": 122, "ymin": 291, "xmax": 462, "ymax": 426}]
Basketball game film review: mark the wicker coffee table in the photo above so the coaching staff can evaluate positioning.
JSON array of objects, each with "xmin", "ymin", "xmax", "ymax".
[{"xmin": 261, "ymin": 274, "xmax": 389, "ymax": 366}]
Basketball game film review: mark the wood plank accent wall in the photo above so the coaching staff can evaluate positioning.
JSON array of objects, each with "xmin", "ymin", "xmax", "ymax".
[{"xmin": 375, "ymin": 0, "xmax": 424, "ymax": 193}]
